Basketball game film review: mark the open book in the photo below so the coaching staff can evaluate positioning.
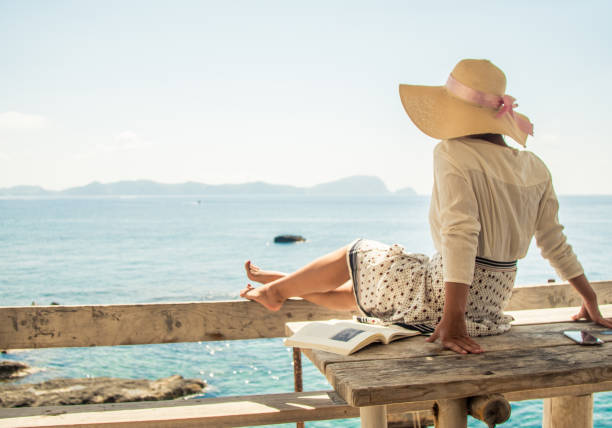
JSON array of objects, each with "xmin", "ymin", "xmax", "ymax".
[{"xmin": 284, "ymin": 319, "xmax": 420, "ymax": 355}]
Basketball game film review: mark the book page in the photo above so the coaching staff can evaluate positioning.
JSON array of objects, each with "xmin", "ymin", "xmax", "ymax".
[
  {"xmin": 284, "ymin": 323, "xmax": 375, "ymax": 355},
  {"xmin": 284, "ymin": 320, "xmax": 419, "ymax": 355}
]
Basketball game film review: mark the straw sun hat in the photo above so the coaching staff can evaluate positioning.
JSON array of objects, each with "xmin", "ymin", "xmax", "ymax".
[{"xmin": 399, "ymin": 59, "xmax": 534, "ymax": 147}]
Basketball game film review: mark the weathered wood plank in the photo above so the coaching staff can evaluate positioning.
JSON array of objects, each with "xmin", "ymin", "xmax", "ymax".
[
  {"xmin": 326, "ymin": 344, "xmax": 612, "ymax": 406},
  {"xmin": 0, "ymin": 300, "xmax": 358, "ymax": 349},
  {"xmin": 5, "ymin": 382, "xmax": 612, "ymax": 427},
  {"xmin": 359, "ymin": 405, "xmax": 387, "ymax": 428},
  {"xmin": 434, "ymin": 398, "xmax": 467, "ymax": 428},
  {"xmin": 0, "ymin": 390, "xmax": 355, "ymax": 427},
  {"xmin": 0, "ymin": 390, "xmax": 431, "ymax": 427},
  {"xmin": 507, "ymin": 280, "xmax": 612, "ymax": 310},
  {"xmin": 542, "ymin": 394, "xmax": 593, "ymax": 428},
  {"xmin": 288, "ymin": 306, "xmax": 612, "ymax": 374},
  {"xmin": 507, "ymin": 306, "xmax": 599, "ymax": 325},
  {"xmin": 504, "ymin": 381, "xmax": 612, "ymax": 402},
  {"xmin": 1, "ymin": 280, "xmax": 610, "ymax": 349}
]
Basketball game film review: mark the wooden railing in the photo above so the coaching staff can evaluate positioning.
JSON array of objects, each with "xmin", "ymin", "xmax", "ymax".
[{"xmin": 1, "ymin": 280, "xmax": 611, "ymax": 427}]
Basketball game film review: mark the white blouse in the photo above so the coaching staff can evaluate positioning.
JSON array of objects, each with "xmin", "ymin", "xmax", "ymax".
[{"xmin": 429, "ymin": 137, "xmax": 583, "ymax": 284}]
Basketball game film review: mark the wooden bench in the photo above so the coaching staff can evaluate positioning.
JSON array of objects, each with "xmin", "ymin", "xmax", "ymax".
[{"xmin": 1, "ymin": 280, "xmax": 611, "ymax": 427}]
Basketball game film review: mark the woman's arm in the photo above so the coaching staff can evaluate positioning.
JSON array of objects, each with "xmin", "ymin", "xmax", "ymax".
[
  {"xmin": 534, "ymin": 175, "xmax": 584, "ymax": 283},
  {"xmin": 532, "ymin": 169, "xmax": 610, "ymax": 326},
  {"xmin": 426, "ymin": 282, "xmax": 484, "ymax": 354},
  {"xmin": 428, "ymin": 148, "xmax": 483, "ymax": 354},
  {"xmin": 569, "ymin": 274, "xmax": 612, "ymax": 328}
]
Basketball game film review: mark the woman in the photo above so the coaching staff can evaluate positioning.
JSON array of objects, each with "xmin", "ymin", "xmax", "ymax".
[{"xmin": 240, "ymin": 59, "xmax": 612, "ymax": 355}]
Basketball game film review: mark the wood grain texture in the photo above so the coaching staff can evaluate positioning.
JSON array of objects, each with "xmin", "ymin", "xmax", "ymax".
[
  {"xmin": 433, "ymin": 399, "xmax": 467, "ymax": 428},
  {"xmin": 359, "ymin": 405, "xmax": 387, "ymax": 428},
  {"xmin": 0, "ymin": 390, "xmax": 354, "ymax": 427},
  {"xmin": 326, "ymin": 344, "xmax": 612, "ymax": 406},
  {"xmin": 4, "ymin": 383, "xmax": 612, "ymax": 427},
  {"xmin": 1, "ymin": 281, "xmax": 610, "ymax": 349},
  {"xmin": 507, "ymin": 280, "xmax": 612, "ymax": 310},
  {"xmin": 504, "ymin": 381, "xmax": 612, "ymax": 402},
  {"xmin": 0, "ymin": 300, "xmax": 358, "ymax": 349},
  {"xmin": 0, "ymin": 390, "xmax": 433, "ymax": 428},
  {"xmin": 467, "ymin": 394, "xmax": 511, "ymax": 426},
  {"xmin": 288, "ymin": 311, "xmax": 612, "ymax": 374},
  {"xmin": 542, "ymin": 394, "xmax": 593, "ymax": 428}
]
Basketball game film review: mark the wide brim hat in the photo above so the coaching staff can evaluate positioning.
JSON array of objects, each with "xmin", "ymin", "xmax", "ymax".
[{"xmin": 399, "ymin": 59, "xmax": 533, "ymax": 147}]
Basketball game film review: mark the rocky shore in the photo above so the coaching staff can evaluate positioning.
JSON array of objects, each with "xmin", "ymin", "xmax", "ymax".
[
  {"xmin": 0, "ymin": 363, "xmax": 205, "ymax": 407},
  {"xmin": 0, "ymin": 361, "xmax": 35, "ymax": 380}
]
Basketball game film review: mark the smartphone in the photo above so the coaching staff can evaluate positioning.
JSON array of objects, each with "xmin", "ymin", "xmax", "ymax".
[{"xmin": 563, "ymin": 330, "xmax": 604, "ymax": 346}]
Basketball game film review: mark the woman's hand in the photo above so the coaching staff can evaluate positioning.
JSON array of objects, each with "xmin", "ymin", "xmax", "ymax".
[
  {"xmin": 568, "ymin": 274, "xmax": 612, "ymax": 328},
  {"xmin": 427, "ymin": 281, "xmax": 484, "ymax": 354},
  {"xmin": 571, "ymin": 299, "xmax": 612, "ymax": 329},
  {"xmin": 426, "ymin": 315, "xmax": 484, "ymax": 354}
]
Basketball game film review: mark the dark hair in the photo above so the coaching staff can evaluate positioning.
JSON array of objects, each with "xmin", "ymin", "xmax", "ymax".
[{"xmin": 465, "ymin": 133, "xmax": 507, "ymax": 146}]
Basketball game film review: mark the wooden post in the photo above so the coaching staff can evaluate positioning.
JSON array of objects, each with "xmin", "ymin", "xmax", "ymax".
[
  {"xmin": 542, "ymin": 394, "xmax": 593, "ymax": 428},
  {"xmin": 292, "ymin": 347, "xmax": 304, "ymax": 428},
  {"xmin": 468, "ymin": 394, "xmax": 511, "ymax": 426},
  {"xmin": 434, "ymin": 398, "xmax": 467, "ymax": 428},
  {"xmin": 360, "ymin": 405, "xmax": 388, "ymax": 428},
  {"xmin": 387, "ymin": 410, "xmax": 434, "ymax": 427}
]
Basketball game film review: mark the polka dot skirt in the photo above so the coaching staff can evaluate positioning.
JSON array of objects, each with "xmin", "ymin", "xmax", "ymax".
[{"xmin": 347, "ymin": 239, "xmax": 516, "ymax": 337}]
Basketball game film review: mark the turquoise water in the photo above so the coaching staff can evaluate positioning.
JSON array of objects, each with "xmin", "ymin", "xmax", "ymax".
[{"xmin": 1, "ymin": 195, "xmax": 612, "ymax": 427}]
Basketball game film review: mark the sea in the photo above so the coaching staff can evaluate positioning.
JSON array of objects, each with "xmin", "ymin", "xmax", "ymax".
[{"xmin": 1, "ymin": 194, "xmax": 612, "ymax": 427}]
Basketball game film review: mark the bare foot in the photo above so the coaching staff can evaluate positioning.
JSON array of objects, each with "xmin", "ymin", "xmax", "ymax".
[
  {"xmin": 244, "ymin": 260, "xmax": 286, "ymax": 284},
  {"xmin": 240, "ymin": 283, "xmax": 285, "ymax": 311}
]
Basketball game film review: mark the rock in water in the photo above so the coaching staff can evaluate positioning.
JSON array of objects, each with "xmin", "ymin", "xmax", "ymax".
[
  {"xmin": 274, "ymin": 234, "xmax": 306, "ymax": 243},
  {"xmin": 0, "ymin": 375, "xmax": 205, "ymax": 407},
  {"xmin": 0, "ymin": 361, "xmax": 32, "ymax": 380}
]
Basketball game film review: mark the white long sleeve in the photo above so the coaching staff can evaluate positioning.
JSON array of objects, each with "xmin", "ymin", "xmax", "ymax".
[
  {"xmin": 429, "ymin": 138, "xmax": 583, "ymax": 283},
  {"xmin": 431, "ymin": 149, "xmax": 480, "ymax": 283},
  {"xmin": 534, "ymin": 178, "xmax": 584, "ymax": 280}
]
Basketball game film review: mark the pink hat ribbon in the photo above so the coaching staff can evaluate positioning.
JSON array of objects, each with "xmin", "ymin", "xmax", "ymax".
[{"xmin": 446, "ymin": 75, "xmax": 534, "ymax": 136}]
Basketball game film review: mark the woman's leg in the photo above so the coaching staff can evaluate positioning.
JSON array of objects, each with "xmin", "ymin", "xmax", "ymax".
[
  {"xmin": 244, "ymin": 260, "xmax": 357, "ymax": 311},
  {"xmin": 240, "ymin": 245, "xmax": 353, "ymax": 311},
  {"xmin": 300, "ymin": 283, "xmax": 357, "ymax": 311}
]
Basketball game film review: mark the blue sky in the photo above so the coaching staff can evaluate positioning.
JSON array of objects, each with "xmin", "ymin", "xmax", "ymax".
[{"xmin": 1, "ymin": 0, "xmax": 611, "ymax": 193}]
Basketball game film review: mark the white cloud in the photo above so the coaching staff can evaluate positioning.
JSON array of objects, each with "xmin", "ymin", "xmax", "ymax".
[{"xmin": 0, "ymin": 111, "xmax": 48, "ymax": 130}]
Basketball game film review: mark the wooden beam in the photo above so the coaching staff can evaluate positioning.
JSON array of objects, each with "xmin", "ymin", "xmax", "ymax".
[
  {"xmin": 2, "ymin": 382, "xmax": 612, "ymax": 428},
  {"xmin": 0, "ymin": 300, "xmax": 358, "ymax": 350},
  {"xmin": 0, "ymin": 391, "xmax": 430, "ymax": 428},
  {"xmin": 434, "ymin": 399, "xmax": 467, "ymax": 428},
  {"xmin": 542, "ymin": 394, "xmax": 593, "ymax": 428},
  {"xmin": 325, "ymin": 344, "xmax": 612, "ymax": 407},
  {"xmin": 1, "ymin": 280, "xmax": 610, "ymax": 350},
  {"xmin": 504, "ymin": 380, "xmax": 612, "ymax": 402},
  {"xmin": 0, "ymin": 390, "xmax": 355, "ymax": 427},
  {"xmin": 467, "ymin": 394, "xmax": 511, "ymax": 426},
  {"xmin": 359, "ymin": 405, "xmax": 387, "ymax": 428},
  {"xmin": 506, "ymin": 280, "xmax": 612, "ymax": 310}
]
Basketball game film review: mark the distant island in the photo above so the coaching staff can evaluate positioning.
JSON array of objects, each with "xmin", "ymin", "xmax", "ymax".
[{"xmin": 0, "ymin": 176, "xmax": 418, "ymax": 197}]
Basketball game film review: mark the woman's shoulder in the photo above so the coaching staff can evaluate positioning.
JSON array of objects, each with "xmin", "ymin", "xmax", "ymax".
[
  {"xmin": 434, "ymin": 138, "xmax": 552, "ymax": 183},
  {"xmin": 517, "ymin": 149, "xmax": 552, "ymax": 179}
]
